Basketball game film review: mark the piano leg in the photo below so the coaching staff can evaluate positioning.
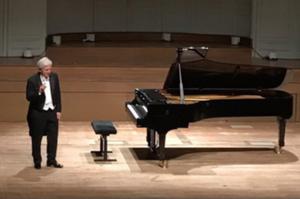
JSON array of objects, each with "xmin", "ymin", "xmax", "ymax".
[
  {"xmin": 146, "ymin": 128, "xmax": 151, "ymax": 146},
  {"xmin": 158, "ymin": 131, "xmax": 168, "ymax": 168},
  {"xmin": 147, "ymin": 128, "xmax": 157, "ymax": 153},
  {"xmin": 275, "ymin": 117, "xmax": 286, "ymax": 154}
]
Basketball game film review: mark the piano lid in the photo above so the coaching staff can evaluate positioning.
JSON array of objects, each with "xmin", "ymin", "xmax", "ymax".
[{"xmin": 163, "ymin": 59, "xmax": 287, "ymax": 93}]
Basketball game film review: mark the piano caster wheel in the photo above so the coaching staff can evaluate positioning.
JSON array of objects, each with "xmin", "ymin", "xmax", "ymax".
[
  {"xmin": 159, "ymin": 160, "xmax": 168, "ymax": 168},
  {"xmin": 275, "ymin": 146, "xmax": 282, "ymax": 154}
]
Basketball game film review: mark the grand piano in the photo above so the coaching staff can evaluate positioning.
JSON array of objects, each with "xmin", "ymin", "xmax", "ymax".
[{"xmin": 126, "ymin": 47, "xmax": 293, "ymax": 167}]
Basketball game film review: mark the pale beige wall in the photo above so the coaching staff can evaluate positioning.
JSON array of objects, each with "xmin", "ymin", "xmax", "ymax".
[
  {"xmin": 0, "ymin": 0, "xmax": 47, "ymax": 57},
  {"xmin": 252, "ymin": 0, "xmax": 300, "ymax": 59}
]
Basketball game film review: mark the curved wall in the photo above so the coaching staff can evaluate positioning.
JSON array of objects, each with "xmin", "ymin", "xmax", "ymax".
[{"xmin": 47, "ymin": 0, "xmax": 251, "ymax": 37}]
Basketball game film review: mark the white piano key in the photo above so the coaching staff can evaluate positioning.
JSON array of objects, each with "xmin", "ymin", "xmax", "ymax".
[
  {"xmin": 142, "ymin": 105, "xmax": 148, "ymax": 113},
  {"xmin": 127, "ymin": 104, "xmax": 140, "ymax": 119}
]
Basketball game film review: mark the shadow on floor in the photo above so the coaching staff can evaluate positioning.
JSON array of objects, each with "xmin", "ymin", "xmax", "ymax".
[
  {"xmin": 13, "ymin": 166, "xmax": 56, "ymax": 182},
  {"xmin": 125, "ymin": 147, "xmax": 298, "ymax": 174}
]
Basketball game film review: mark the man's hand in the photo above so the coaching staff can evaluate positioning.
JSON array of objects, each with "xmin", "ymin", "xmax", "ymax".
[
  {"xmin": 57, "ymin": 112, "xmax": 62, "ymax": 120},
  {"xmin": 39, "ymin": 84, "xmax": 46, "ymax": 93}
]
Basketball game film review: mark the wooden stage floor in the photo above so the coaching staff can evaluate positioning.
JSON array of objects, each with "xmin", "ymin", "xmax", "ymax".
[{"xmin": 1, "ymin": 121, "xmax": 300, "ymax": 199}]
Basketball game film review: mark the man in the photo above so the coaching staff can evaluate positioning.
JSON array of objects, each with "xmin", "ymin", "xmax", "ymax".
[{"xmin": 26, "ymin": 57, "xmax": 63, "ymax": 169}]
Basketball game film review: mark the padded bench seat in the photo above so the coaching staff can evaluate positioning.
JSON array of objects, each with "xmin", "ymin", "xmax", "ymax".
[{"xmin": 91, "ymin": 120, "xmax": 117, "ymax": 161}]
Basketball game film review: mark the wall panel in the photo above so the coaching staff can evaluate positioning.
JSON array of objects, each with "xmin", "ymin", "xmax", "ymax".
[{"xmin": 7, "ymin": 0, "xmax": 47, "ymax": 56}]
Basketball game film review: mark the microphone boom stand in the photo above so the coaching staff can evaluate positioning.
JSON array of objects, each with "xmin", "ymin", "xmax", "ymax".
[{"xmin": 176, "ymin": 48, "xmax": 185, "ymax": 104}]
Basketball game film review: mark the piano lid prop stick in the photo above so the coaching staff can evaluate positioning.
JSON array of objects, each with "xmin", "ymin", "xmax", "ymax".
[
  {"xmin": 178, "ymin": 62, "xmax": 185, "ymax": 104},
  {"xmin": 176, "ymin": 48, "xmax": 185, "ymax": 104}
]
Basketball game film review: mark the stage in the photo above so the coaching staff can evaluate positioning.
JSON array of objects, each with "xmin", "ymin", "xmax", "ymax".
[
  {"xmin": 1, "ymin": 121, "xmax": 300, "ymax": 199},
  {"xmin": 0, "ymin": 39, "xmax": 300, "ymax": 198}
]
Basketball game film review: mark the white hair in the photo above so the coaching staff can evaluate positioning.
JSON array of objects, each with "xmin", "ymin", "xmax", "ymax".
[{"xmin": 37, "ymin": 57, "xmax": 53, "ymax": 69}]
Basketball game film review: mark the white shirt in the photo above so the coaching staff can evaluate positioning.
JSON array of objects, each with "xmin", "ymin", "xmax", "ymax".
[{"xmin": 40, "ymin": 75, "xmax": 55, "ymax": 111}]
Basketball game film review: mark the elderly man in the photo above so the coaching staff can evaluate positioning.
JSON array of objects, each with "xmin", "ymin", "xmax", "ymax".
[{"xmin": 26, "ymin": 57, "xmax": 63, "ymax": 169}]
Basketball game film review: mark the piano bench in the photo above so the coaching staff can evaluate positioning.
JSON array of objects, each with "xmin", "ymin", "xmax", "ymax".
[{"xmin": 91, "ymin": 120, "xmax": 117, "ymax": 161}]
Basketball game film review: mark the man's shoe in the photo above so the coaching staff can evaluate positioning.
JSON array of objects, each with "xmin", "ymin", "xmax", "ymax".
[
  {"xmin": 34, "ymin": 163, "xmax": 41, "ymax": 169},
  {"xmin": 47, "ymin": 161, "xmax": 63, "ymax": 168}
]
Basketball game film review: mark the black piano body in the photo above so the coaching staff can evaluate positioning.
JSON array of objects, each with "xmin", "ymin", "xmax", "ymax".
[{"xmin": 126, "ymin": 58, "xmax": 293, "ymax": 167}]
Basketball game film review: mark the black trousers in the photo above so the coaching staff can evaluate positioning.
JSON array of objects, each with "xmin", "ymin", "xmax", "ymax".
[{"xmin": 30, "ymin": 110, "xmax": 58, "ymax": 164}]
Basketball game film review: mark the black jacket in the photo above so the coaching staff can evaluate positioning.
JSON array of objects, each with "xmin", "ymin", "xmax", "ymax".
[{"xmin": 26, "ymin": 72, "xmax": 61, "ymax": 112}]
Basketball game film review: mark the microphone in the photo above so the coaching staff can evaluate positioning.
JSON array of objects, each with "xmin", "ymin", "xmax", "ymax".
[
  {"xmin": 180, "ymin": 46, "xmax": 209, "ymax": 58},
  {"xmin": 181, "ymin": 46, "xmax": 208, "ymax": 51},
  {"xmin": 175, "ymin": 46, "xmax": 209, "ymax": 104},
  {"xmin": 184, "ymin": 46, "xmax": 209, "ymax": 58},
  {"xmin": 181, "ymin": 46, "xmax": 195, "ymax": 51}
]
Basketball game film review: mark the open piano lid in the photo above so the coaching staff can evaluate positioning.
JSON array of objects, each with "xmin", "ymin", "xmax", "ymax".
[{"xmin": 163, "ymin": 59, "xmax": 287, "ymax": 94}]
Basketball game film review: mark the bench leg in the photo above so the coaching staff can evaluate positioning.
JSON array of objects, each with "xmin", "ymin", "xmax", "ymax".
[
  {"xmin": 94, "ymin": 135, "xmax": 116, "ymax": 162},
  {"xmin": 91, "ymin": 136, "xmax": 113, "ymax": 156},
  {"xmin": 103, "ymin": 135, "xmax": 108, "ymax": 160}
]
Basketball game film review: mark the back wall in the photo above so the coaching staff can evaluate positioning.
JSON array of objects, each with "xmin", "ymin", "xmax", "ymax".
[{"xmin": 47, "ymin": 0, "xmax": 251, "ymax": 37}]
